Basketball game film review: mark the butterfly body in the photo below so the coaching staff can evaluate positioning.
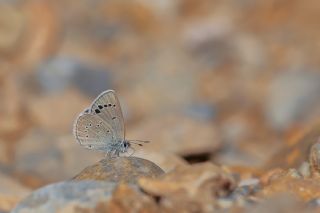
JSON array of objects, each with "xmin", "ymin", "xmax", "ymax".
[{"xmin": 73, "ymin": 90, "xmax": 143, "ymax": 157}]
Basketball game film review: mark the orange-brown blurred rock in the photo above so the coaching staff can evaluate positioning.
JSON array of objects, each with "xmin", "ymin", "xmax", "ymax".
[
  {"xmin": 308, "ymin": 140, "xmax": 320, "ymax": 178},
  {"xmin": 265, "ymin": 124, "xmax": 320, "ymax": 170},
  {"xmin": 106, "ymin": 184, "xmax": 159, "ymax": 213},
  {"xmin": 134, "ymin": 150, "xmax": 188, "ymax": 173},
  {"xmin": 259, "ymin": 170, "xmax": 320, "ymax": 201},
  {"xmin": 244, "ymin": 194, "xmax": 309, "ymax": 213},
  {"xmin": 73, "ymin": 157, "xmax": 164, "ymax": 184},
  {"xmin": 139, "ymin": 162, "xmax": 236, "ymax": 212},
  {"xmin": 0, "ymin": 172, "xmax": 30, "ymax": 212}
]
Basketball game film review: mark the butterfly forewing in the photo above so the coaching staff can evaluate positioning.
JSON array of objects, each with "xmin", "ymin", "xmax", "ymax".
[
  {"xmin": 90, "ymin": 90, "xmax": 125, "ymax": 141},
  {"xmin": 74, "ymin": 113, "xmax": 115, "ymax": 150}
]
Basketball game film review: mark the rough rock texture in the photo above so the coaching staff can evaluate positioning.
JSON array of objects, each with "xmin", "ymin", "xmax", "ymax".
[
  {"xmin": 261, "ymin": 175, "xmax": 320, "ymax": 202},
  {"xmin": 12, "ymin": 181, "xmax": 118, "ymax": 213},
  {"xmin": 88, "ymin": 184, "xmax": 159, "ymax": 213},
  {"xmin": 133, "ymin": 150, "xmax": 188, "ymax": 172},
  {"xmin": 139, "ymin": 162, "xmax": 236, "ymax": 212},
  {"xmin": 265, "ymin": 124, "xmax": 320, "ymax": 170},
  {"xmin": 73, "ymin": 157, "xmax": 165, "ymax": 183}
]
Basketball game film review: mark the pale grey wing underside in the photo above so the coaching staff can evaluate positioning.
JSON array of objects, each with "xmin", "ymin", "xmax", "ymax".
[
  {"xmin": 89, "ymin": 90, "xmax": 125, "ymax": 140},
  {"xmin": 73, "ymin": 113, "xmax": 115, "ymax": 150}
]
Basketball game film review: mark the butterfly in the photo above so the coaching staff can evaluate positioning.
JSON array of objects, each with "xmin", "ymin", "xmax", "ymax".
[{"xmin": 73, "ymin": 90, "xmax": 148, "ymax": 156}]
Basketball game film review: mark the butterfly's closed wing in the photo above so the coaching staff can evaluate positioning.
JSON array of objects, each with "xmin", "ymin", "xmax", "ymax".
[
  {"xmin": 74, "ymin": 113, "xmax": 115, "ymax": 150},
  {"xmin": 90, "ymin": 90, "xmax": 125, "ymax": 141}
]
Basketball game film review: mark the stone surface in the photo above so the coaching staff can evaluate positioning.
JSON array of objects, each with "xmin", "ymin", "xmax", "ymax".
[
  {"xmin": 265, "ymin": 124, "xmax": 320, "ymax": 170},
  {"xmin": 139, "ymin": 162, "xmax": 236, "ymax": 212},
  {"xmin": 0, "ymin": 172, "xmax": 30, "ymax": 212},
  {"xmin": 105, "ymin": 184, "xmax": 159, "ymax": 213},
  {"xmin": 73, "ymin": 157, "xmax": 164, "ymax": 184},
  {"xmin": 260, "ymin": 170, "xmax": 320, "ymax": 201},
  {"xmin": 12, "ymin": 181, "xmax": 117, "ymax": 213},
  {"xmin": 133, "ymin": 150, "xmax": 188, "ymax": 172},
  {"xmin": 309, "ymin": 140, "xmax": 320, "ymax": 177}
]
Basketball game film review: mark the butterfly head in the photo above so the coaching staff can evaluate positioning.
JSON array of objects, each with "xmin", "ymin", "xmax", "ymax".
[{"xmin": 121, "ymin": 140, "xmax": 131, "ymax": 153}]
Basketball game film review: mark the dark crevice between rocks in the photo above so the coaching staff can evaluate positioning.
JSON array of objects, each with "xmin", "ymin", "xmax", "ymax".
[{"xmin": 182, "ymin": 152, "xmax": 212, "ymax": 164}]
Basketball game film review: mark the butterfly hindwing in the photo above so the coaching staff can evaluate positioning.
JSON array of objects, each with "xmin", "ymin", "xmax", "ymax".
[{"xmin": 73, "ymin": 113, "xmax": 115, "ymax": 150}]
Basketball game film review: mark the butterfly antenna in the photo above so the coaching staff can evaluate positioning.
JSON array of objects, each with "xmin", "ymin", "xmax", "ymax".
[
  {"xmin": 129, "ymin": 140, "xmax": 150, "ymax": 143},
  {"xmin": 129, "ymin": 141, "xmax": 143, "ymax": 146}
]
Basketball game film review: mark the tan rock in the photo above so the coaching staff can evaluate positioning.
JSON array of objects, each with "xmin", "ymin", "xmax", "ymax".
[
  {"xmin": 260, "ymin": 171, "xmax": 320, "ymax": 201},
  {"xmin": 73, "ymin": 157, "xmax": 164, "ymax": 184},
  {"xmin": 309, "ymin": 140, "xmax": 320, "ymax": 177},
  {"xmin": 0, "ymin": 172, "xmax": 30, "ymax": 212},
  {"xmin": 133, "ymin": 150, "xmax": 188, "ymax": 172},
  {"xmin": 139, "ymin": 162, "xmax": 236, "ymax": 212},
  {"xmin": 106, "ymin": 184, "xmax": 159, "ymax": 213}
]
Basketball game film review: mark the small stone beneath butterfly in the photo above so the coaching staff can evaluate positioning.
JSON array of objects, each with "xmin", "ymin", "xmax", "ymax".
[{"xmin": 72, "ymin": 157, "xmax": 164, "ymax": 184}]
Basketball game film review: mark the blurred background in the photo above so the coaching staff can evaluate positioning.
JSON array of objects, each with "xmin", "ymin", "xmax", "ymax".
[{"xmin": 1, "ymin": 0, "xmax": 320, "ymax": 204}]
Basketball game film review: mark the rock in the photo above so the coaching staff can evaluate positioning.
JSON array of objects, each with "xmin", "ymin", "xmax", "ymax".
[
  {"xmin": 73, "ymin": 157, "xmax": 164, "ymax": 184},
  {"xmin": 128, "ymin": 114, "xmax": 221, "ymax": 157},
  {"xmin": 246, "ymin": 194, "xmax": 308, "ymax": 213},
  {"xmin": 265, "ymin": 71, "xmax": 320, "ymax": 131},
  {"xmin": 133, "ymin": 150, "xmax": 188, "ymax": 173},
  {"xmin": 265, "ymin": 124, "xmax": 320, "ymax": 170},
  {"xmin": 138, "ymin": 162, "xmax": 236, "ymax": 212},
  {"xmin": 14, "ymin": 129, "xmax": 103, "ymax": 187},
  {"xmin": 0, "ymin": 172, "xmax": 30, "ymax": 212},
  {"xmin": 259, "ymin": 170, "xmax": 320, "ymax": 201},
  {"xmin": 105, "ymin": 184, "xmax": 159, "ymax": 213},
  {"xmin": 309, "ymin": 140, "xmax": 320, "ymax": 177},
  {"xmin": 12, "ymin": 181, "xmax": 117, "ymax": 213}
]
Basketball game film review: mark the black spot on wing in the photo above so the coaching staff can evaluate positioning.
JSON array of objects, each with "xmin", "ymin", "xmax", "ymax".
[
  {"xmin": 95, "ymin": 109, "xmax": 101, "ymax": 114},
  {"xmin": 112, "ymin": 117, "xmax": 116, "ymax": 120},
  {"xmin": 98, "ymin": 105, "xmax": 103, "ymax": 109}
]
